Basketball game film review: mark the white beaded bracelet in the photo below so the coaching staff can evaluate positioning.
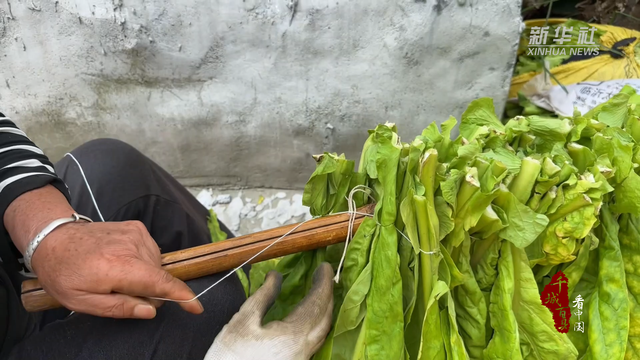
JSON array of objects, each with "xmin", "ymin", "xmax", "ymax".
[{"xmin": 24, "ymin": 213, "xmax": 93, "ymax": 273}]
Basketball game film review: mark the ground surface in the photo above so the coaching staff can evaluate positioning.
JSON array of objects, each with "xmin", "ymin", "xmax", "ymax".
[{"xmin": 187, "ymin": 187, "xmax": 309, "ymax": 236}]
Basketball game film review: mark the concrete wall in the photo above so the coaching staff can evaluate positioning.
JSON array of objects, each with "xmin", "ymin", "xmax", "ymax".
[{"xmin": 0, "ymin": 0, "xmax": 522, "ymax": 189}]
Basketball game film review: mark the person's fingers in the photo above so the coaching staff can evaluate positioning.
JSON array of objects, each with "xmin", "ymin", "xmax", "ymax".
[
  {"xmin": 148, "ymin": 298, "xmax": 165, "ymax": 308},
  {"xmin": 307, "ymin": 294, "xmax": 334, "ymax": 355},
  {"xmin": 131, "ymin": 223, "xmax": 168, "ymax": 310},
  {"xmin": 283, "ymin": 263, "xmax": 334, "ymax": 332},
  {"xmin": 69, "ymin": 292, "xmax": 158, "ymax": 319},
  {"xmin": 234, "ymin": 270, "xmax": 283, "ymax": 324},
  {"xmin": 110, "ymin": 261, "xmax": 203, "ymax": 314}
]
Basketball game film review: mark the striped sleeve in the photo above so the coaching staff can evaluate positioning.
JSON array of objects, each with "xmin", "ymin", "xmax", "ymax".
[{"xmin": 0, "ymin": 112, "xmax": 71, "ymax": 229}]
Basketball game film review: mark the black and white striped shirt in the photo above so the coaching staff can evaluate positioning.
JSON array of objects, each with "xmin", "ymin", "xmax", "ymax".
[{"xmin": 0, "ymin": 112, "xmax": 71, "ymax": 270}]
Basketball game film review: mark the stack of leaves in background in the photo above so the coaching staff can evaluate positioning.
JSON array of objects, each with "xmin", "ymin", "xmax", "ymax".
[{"xmin": 246, "ymin": 85, "xmax": 640, "ymax": 360}]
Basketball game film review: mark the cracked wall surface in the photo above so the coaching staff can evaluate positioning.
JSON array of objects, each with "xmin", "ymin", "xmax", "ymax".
[{"xmin": 0, "ymin": 0, "xmax": 522, "ymax": 189}]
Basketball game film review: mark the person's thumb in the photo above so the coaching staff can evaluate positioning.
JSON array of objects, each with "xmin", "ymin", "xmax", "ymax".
[
  {"xmin": 233, "ymin": 270, "xmax": 283, "ymax": 325},
  {"xmin": 71, "ymin": 293, "xmax": 157, "ymax": 319}
]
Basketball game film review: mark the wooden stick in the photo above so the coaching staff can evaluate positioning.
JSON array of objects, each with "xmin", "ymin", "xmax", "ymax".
[{"xmin": 21, "ymin": 204, "xmax": 376, "ymax": 312}]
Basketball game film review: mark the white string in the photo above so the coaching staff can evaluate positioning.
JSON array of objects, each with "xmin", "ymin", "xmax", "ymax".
[
  {"xmin": 149, "ymin": 197, "xmax": 439, "ymax": 303},
  {"xmin": 64, "ymin": 153, "xmax": 105, "ymax": 222},
  {"xmin": 147, "ymin": 208, "xmax": 387, "ymax": 303},
  {"xmin": 333, "ymin": 185, "xmax": 375, "ymax": 283},
  {"xmin": 67, "ymin": 153, "xmax": 437, "ymax": 305},
  {"xmin": 148, "ymin": 216, "xmax": 327, "ymax": 303}
]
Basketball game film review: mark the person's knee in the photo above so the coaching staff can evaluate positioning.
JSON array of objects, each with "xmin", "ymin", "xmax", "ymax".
[
  {"xmin": 72, "ymin": 138, "xmax": 141, "ymax": 159},
  {"xmin": 59, "ymin": 137, "xmax": 153, "ymax": 188},
  {"xmin": 70, "ymin": 138, "xmax": 149, "ymax": 170}
]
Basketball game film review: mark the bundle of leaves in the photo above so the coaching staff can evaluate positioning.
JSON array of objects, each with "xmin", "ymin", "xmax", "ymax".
[{"xmin": 253, "ymin": 85, "xmax": 640, "ymax": 359}]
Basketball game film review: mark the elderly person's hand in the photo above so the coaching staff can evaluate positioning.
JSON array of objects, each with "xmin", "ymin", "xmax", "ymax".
[
  {"xmin": 5, "ymin": 185, "xmax": 203, "ymax": 319},
  {"xmin": 203, "ymin": 263, "xmax": 334, "ymax": 360}
]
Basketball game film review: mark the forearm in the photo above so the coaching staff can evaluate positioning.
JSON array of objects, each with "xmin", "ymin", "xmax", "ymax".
[
  {"xmin": 0, "ymin": 112, "xmax": 72, "ymax": 255},
  {"xmin": 4, "ymin": 185, "xmax": 75, "ymax": 254}
]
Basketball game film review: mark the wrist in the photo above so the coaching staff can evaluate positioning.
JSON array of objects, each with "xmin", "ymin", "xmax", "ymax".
[
  {"xmin": 4, "ymin": 185, "xmax": 76, "ymax": 254},
  {"xmin": 27, "ymin": 214, "xmax": 92, "ymax": 274}
]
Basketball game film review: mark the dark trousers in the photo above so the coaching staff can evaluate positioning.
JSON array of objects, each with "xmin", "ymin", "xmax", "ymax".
[{"xmin": 7, "ymin": 139, "xmax": 246, "ymax": 360}]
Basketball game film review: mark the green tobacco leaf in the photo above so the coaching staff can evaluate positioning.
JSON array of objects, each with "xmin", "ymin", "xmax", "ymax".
[
  {"xmin": 327, "ymin": 156, "xmax": 356, "ymax": 213},
  {"xmin": 597, "ymin": 92, "xmax": 631, "ymax": 128},
  {"xmin": 446, "ymin": 284, "xmax": 469, "ymax": 360},
  {"xmin": 435, "ymin": 196, "xmax": 455, "ymax": 241},
  {"xmin": 408, "ymin": 168, "xmax": 446, "ymax": 359},
  {"xmin": 418, "ymin": 281, "xmax": 449, "ymax": 360},
  {"xmin": 567, "ymin": 143, "xmax": 596, "ymax": 174},
  {"xmin": 586, "ymin": 206, "xmax": 629, "ymax": 359},
  {"xmin": 508, "ymin": 157, "xmax": 541, "ymax": 204},
  {"xmin": 456, "ymin": 141, "xmax": 484, "ymax": 165},
  {"xmin": 437, "ymin": 116, "xmax": 459, "ymax": 163},
  {"xmin": 359, "ymin": 123, "xmax": 399, "ymax": 181},
  {"xmin": 437, "ymin": 250, "xmax": 468, "ymax": 360},
  {"xmin": 441, "ymin": 115, "xmax": 457, "ymax": 137},
  {"xmin": 208, "ymin": 210, "xmax": 249, "ymax": 296},
  {"xmin": 625, "ymin": 114, "xmax": 640, "ymax": 143},
  {"xmin": 454, "ymin": 237, "xmax": 487, "ymax": 360},
  {"xmin": 440, "ymin": 309, "xmax": 453, "ymax": 360},
  {"xmin": 340, "ymin": 217, "xmax": 377, "ymax": 292},
  {"xmin": 460, "ymin": 98, "xmax": 505, "ymax": 140},
  {"xmin": 469, "ymin": 205, "xmax": 508, "ymax": 239},
  {"xmin": 471, "ymin": 235, "xmax": 501, "ymax": 292},
  {"xmin": 399, "ymin": 227, "xmax": 418, "ymax": 328},
  {"xmin": 584, "ymin": 90, "xmax": 630, "ymax": 125},
  {"xmin": 592, "ymin": 134, "xmax": 633, "ymax": 185},
  {"xmin": 620, "ymin": 84, "xmax": 638, "ymax": 96},
  {"xmin": 562, "ymin": 236, "xmax": 592, "ymax": 300},
  {"xmin": 441, "ymin": 169, "xmax": 465, "ymax": 207},
  {"xmin": 364, "ymin": 128, "xmax": 404, "ymax": 359},
  {"xmin": 494, "ymin": 187, "xmax": 549, "ymax": 248},
  {"xmin": 570, "ymin": 114, "xmax": 588, "ymax": 141},
  {"xmin": 248, "ymin": 258, "xmax": 280, "ymax": 296},
  {"xmin": 484, "ymin": 241, "xmax": 522, "ymax": 360},
  {"xmin": 412, "ymin": 183, "xmax": 447, "ymax": 359},
  {"xmin": 396, "ymin": 139, "xmax": 426, "ymax": 231},
  {"xmin": 538, "ymin": 211, "xmax": 597, "ymax": 266},
  {"xmin": 481, "ymin": 148, "xmax": 522, "ymax": 175},
  {"xmin": 485, "ymin": 241, "xmax": 578, "ymax": 359},
  {"xmin": 478, "ymin": 159, "xmax": 508, "ymax": 193},
  {"xmin": 511, "ymin": 243, "xmax": 578, "ymax": 359},
  {"xmin": 401, "ymin": 189, "xmax": 420, "ymax": 254},
  {"xmin": 449, "ymin": 171, "xmax": 501, "ymax": 248},
  {"xmin": 334, "ymin": 264, "xmax": 372, "ymax": 336},
  {"xmin": 440, "ymin": 245, "xmax": 465, "ymax": 289},
  {"xmin": 619, "ymin": 214, "xmax": 640, "ymax": 360},
  {"xmin": 264, "ymin": 252, "xmax": 314, "ymax": 323},
  {"xmin": 422, "ymin": 122, "xmax": 444, "ymax": 145},
  {"xmin": 303, "ymin": 153, "xmax": 339, "ymax": 216},
  {"xmin": 567, "ymin": 245, "xmax": 599, "ymax": 357},
  {"xmin": 527, "ymin": 116, "xmax": 573, "ymax": 142},
  {"xmin": 614, "ymin": 170, "xmax": 640, "ymax": 216},
  {"xmin": 207, "ymin": 209, "xmax": 228, "ymax": 243}
]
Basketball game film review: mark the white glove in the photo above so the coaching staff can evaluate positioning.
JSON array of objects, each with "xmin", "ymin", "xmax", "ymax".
[{"xmin": 204, "ymin": 263, "xmax": 334, "ymax": 360}]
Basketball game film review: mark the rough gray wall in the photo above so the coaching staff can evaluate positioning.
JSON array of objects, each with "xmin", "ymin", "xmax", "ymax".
[{"xmin": 0, "ymin": 0, "xmax": 522, "ymax": 189}]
